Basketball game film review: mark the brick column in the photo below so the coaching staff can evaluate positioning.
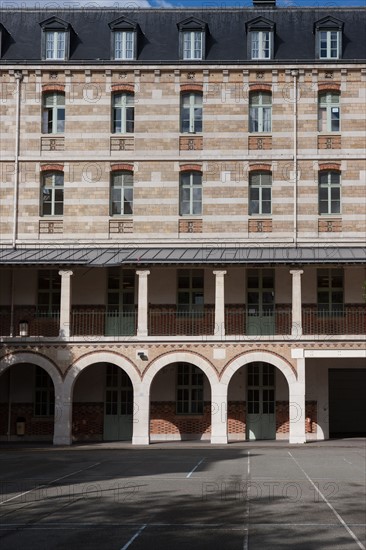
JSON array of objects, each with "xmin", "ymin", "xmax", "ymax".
[
  {"xmin": 136, "ymin": 270, "xmax": 150, "ymax": 337},
  {"xmin": 213, "ymin": 270, "xmax": 226, "ymax": 337},
  {"xmin": 290, "ymin": 269, "xmax": 303, "ymax": 337},
  {"xmin": 59, "ymin": 270, "xmax": 73, "ymax": 338}
]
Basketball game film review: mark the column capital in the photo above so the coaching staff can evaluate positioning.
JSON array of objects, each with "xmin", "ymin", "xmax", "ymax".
[
  {"xmin": 58, "ymin": 270, "xmax": 73, "ymax": 277},
  {"xmin": 136, "ymin": 270, "xmax": 150, "ymax": 277},
  {"xmin": 213, "ymin": 270, "xmax": 227, "ymax": 276},
  {"xmin": 290, "ymin": 269, "xmax": 304, "ymax": 276}
]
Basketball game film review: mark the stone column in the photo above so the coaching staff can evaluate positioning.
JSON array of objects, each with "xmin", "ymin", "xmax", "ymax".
[
  {"xmin": 53, "ymin": 384, "xmax": 72, "ymax": 445},
  {"xmin": 58, "ymin": 270, "xmax": 73, "ymax": 338},
  {"xmin": 132, "ymin": 382, "xmax": 150, "ymax": 445},
  {"xmin": 290, "ymin": 269, "xmax": 303, "ymax": 337},
  {"xmin": 136, "ymin": 270, "xmax": 150, "ymax": 337},
  {"xmin": 289, "ymin": 356, "xmax": 306, "ymax": 444},
  {"xmin": 210, "ymin": 382, "xmax": 228, "ymax": 444},
  {"xmin": 213, "ymin": 270, "xmax": 226, "ymax": 338}
]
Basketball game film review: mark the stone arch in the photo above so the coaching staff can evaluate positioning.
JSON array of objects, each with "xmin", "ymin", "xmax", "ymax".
[
  {"xmin": 0, "ymin": 352, "xmax": 63, "ymax": 390},
  {"xmin": 64, "ymin": 351, "xmax": 141, "ymax": 396},
  {"xmin": 221, "ymin": 350, "xmax": 296, "ymax": 389},
  {"xmin": 142, "ymin": 350, "xmax": 219, "ymax": 392}
]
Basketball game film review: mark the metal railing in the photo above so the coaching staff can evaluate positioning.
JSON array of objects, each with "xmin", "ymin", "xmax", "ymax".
[
  {"xmin": 149, "ymin": 309, "xmax": 215, "ymax": 336},
  {"xmin": 71, "ymin": 310, "xmax": 136, "ymax": 337},
  {"xmin": 225, "ymin": 307, "xmax": 292, "ymax": 336},
  {"xmin": 302, "ymin": 307, "xmax": 366, "ymax": 335}
]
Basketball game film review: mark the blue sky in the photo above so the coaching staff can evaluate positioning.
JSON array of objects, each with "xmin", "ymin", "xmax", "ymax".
[{"xmin": 6, "ymin": 0, "xmax": 366, "ymax": 8}]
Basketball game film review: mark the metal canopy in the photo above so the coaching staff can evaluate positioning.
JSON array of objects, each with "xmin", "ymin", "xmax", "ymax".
[{"xmin": 0, "ymin": 246, "xmax": 365, "ymax": 266}]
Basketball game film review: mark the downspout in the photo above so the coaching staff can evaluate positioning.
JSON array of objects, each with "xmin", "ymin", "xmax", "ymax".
[
  {"xmin": 7, "ymin": 368, "xmax": 12, "ymax": 441},
  {"xmin": 9, "ymin": 268, "xmax": 14, "ymax": 337},
  {"xmin": 12, "ymin": 71, "xmax": 23, "ymax": 249},
  {"xmin": 291, "ymin": 70, "xmax": 299, "ymax": 247}
]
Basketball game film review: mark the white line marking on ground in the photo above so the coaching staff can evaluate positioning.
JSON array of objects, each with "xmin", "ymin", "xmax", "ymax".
[
  {"xmin": 0, "ymin": 462, "xmax": 100, "ymax": 505},
  {"xmin": 343, "ymin": 458, "xmax": 353, "ymax": 465},
  {"xmin": 120, "ymin": 524, "xmax": 147, "ymax": 550},
  {"xmin": 289, "ymin": 452, "xmax": 366, "ymax": 550},
  {"xmin": 186, "ymin": 458, "xmax": 205, "ymax": 478},
  {"xmin": 243, "ymin": 450, "xmax": 250, "ymax": 550}
]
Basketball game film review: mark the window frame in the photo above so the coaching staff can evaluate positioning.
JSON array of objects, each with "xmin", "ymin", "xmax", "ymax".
[
  {"xmin": 249, "ymin": 91, "xmax": 272, "ymax": 133},
  {"xmin": 42, "ymin": 91, "xmax": 65, "ymax": 134},
  {"xmin": 250, "ymin": 30, "xmax": 273, "ymax": 60},
  {"xmin": 318, "ymin": 29, "xmax": 341, "ymax": 60},
  {"xmin": 176, "ymin": 362, "xmax": 204, "ymax": 415},
  {"xmin": 37, "ymin": 269, "xmax": 61, "ymax": 314},
  {"xmin": 113, "ymin": 29, "xmax": 136, "ymax": 60},
  {"xmin": 177, "ymin": 269, "xmax": 204, "ymax": 313},
  {"xmin": 318, "ymin": 170, "xmax": 341, "ymax": 215},
  {"xmin": 110, "ymin": 170, "xmax": 134, "ymax": 216},
  {"xmin": 182, "ymin": 30, "xmax": 204, "ymax": 60},
  {"xmin": 41, "ymin": 171, "xmax": 64, "ymax": 217},
  {"xmin": 112, "ymin": 92, "xmax": 134, "ymax": 134},
  {"xmin": 34, "ymin": 366, "xmax": 55, "ymax": 417},
  {"xmin": 249, "ymin": 171, "xmax": 272, "ymax": 216},
  {"xmin": 179, "ymin": 171, "xmax": 203, "ymax": 216},
  {"xmin": 318, "ymin": 91, "xmax": 340, "ymax": 133},
  {"xmin": 317, "ymin": 268, "xmax": 344, "ymax": 316},
  {"xmin": 180, "ymin": 92, "xmax": 203, "ymax": 133},
  {"xmin": 314, "ymin": 17, "xmax": 344, "ymax": 61}
]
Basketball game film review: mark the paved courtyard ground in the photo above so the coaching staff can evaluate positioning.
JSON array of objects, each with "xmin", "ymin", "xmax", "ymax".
[{"xmin": 0, "ymin": 440, "xmax": 365, "ymax": 550}]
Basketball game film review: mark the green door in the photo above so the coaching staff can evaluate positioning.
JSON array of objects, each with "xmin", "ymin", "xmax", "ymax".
[
  {"xmin": 105, "ymin": 268, "xmax": 135, "ymax": 336},
  {"xmin": 104, "ymin": 364, "xmax": 133, "ymax": 441},
  {"xmin": 247, "ymin": 269, "xmax": 275, "ymax": 336},
  {"xmin": 247, "ymin": 362, "xmax": 276, "ymax": 440}
]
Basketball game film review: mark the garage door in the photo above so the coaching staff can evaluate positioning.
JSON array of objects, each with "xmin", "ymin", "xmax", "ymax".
[{"xmin": 329, "ymin": 369, "xmax": 366, "ymax": 437}]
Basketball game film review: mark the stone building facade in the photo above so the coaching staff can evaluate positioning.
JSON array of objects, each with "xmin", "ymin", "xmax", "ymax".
[{"xmin": 0, "ymin": 2, "xmax": 365, "ymax": 444}]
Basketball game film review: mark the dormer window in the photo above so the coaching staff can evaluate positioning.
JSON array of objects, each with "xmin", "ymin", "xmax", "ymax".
[
  {"xmin": 178, "ymin": 17, "xmax": 208, "ymax": 61},
  {"xmin": 315, "ymin": 17, "xmax": 344, "ymax": 60},
  {"xmin": 40, "ymin": 17, "xmax": 70, "ymax": 61},
  {"xmin": 109, "ymin": 17, "xmax": 138, "ymax": 61},
  {"xmin": 246, "ymin": 17, "xmax": 275, "ymax": 60}
]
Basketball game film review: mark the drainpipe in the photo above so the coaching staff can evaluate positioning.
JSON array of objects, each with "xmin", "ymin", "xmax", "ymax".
[
  {"xmin": 12, "ymin": 71, "xmax": 23, "ymax": 249},
  {"xmin": 9, "ymin": 268, "xmax": 14, "ymax": 337},
  {"xmin": 7, "ymin": 368, "xmax": 12, "ymax": 441},
  {"xmin": 291, "ymin": 70, "xmax": 299, "ymax": 247}
]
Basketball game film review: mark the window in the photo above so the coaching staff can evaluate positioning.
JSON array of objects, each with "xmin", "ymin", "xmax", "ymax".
[
  {"xmin": 183, "ymin": 31, "xmax": 203, "ymax": 60},
  {"xmin": 37, "ymin": 270, "xmax": 61, "ymax": 313},
  {"xmin": 315, "ymin": 17, "xmax": 343, "ymax": 60},
  {"xmin": 318, "ymin": 92, "xmax": 340, "ymax": 132},
  {"xmin": 112, "ymin": 93, "xmax": 134, "ymax": 133},
  {"xmin": 319, "ymin": 171, "xmax": 341, "ymax": 215},
  {"xmin": 177, "ymin": 269, "xmax": 204, "ymax": 312},
  {"xmin": 110, "ymin": 171, "xmax": 133, "ymax": 215},
  {"xmin": 107, "ymin": 268, "xmax": 135, "ymax": 312},
  {"xmin": 34, "ymin": 367, "xmax": 55, "ymax": 416},
  {"xmin": 251, "ymin": 30, "xmax": 272, "ymax": 59},
  {"xmin": 319, "ymin": 30, "xmax": 340, "ymax": 59},
  {"xmin": 179, "ymin": 171, "xmax": 202, "ymax": 216},
  {"xmin": 114, "ymin": 30, "xmax": 135, "ymax": 60},
  {"xmin": 246, "ymin": 17, "xmax": 275, "ymax": 61},
  {"xmin": 109, "ymin": 16, "xmax": 138, "ymax": 61},
  {"xmin": 176, "ymin": 363, "xmax": 204, "ymax": 414},
  {"xmin": 42, "ymin": 92, "xmax": 65, "ymax": 134},
  {"xmin": 181, "ymin": 92, "xmax": 202, "ymax": 133},
  {"xmin": 41, "ymin": 172, "xmax": 64, "ymax": 216},
  {"xmin": 249, "ymin": 92, "xmax": 272, "ymax": 133},
  {"xmin": 45, "ymin": 31, "xmax": 66, "ymax": 60},
  {"xmin": 178, "ymin": 17, "xmax": 207, "ymax": 61},
  {"xmin": 40, "ymin": 16, "xmax": 70, "ymax": 60},
  {"xmin": 249, "ymin": 172, "xmax": 272, "ymax": 215},
  {"xmin": 317, "ymin": 268, "xmax": 343, "ymax": 315}
]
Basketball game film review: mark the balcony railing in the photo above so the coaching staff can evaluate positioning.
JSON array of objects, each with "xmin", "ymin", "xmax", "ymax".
[
  {"xmin": 71, "ymin": 310, "xmax": 137, "ymax": 337},
  {"xmin": 302, "ymin": 307, "xmax": 366, "ymax": 335},
  {"xmin": 149, "ymin": 308, "xmax": 215, "ymax": 336},
  {"xmin": 225, "ymin": 307, "xmax": 292, "ymax": 336},
  {"xmin": 0, "ymin": 305, "xmax": 365, "ymax": 338},
  {"xmin": 0, "ymin": 307, "xmax": 59, "ymax": 337}
]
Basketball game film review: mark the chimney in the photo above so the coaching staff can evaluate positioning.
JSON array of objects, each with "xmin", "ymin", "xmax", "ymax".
[{"xmin": 253, "ymin": 0, "xmax": 276, "ymax": 7}]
